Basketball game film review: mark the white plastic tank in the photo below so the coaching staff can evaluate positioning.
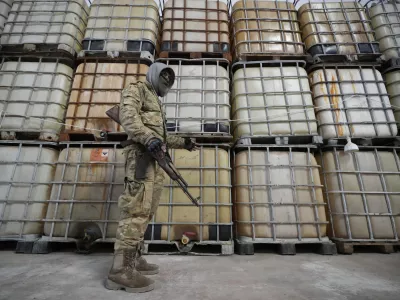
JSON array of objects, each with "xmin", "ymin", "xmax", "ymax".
[
  {"xmin": 233, "ymin": 145, "xmax": 327, "ymax": 240},
  {"xmin": 161, "ymin": 59, "xmax": 230, "ymax": 136},
  {"xmin": 0, "ymin": 143, "xmax": 58, "ymax": 238},
  {"xmin": 317, "ymin": 148, "xmax": 400, "ymax": 241},
  {"xmin": 44, "ymin": 144, "xmax": 232, "ymax": 243},
  {"xmin": 161, "ymin": 0, "xmax": 230, "ymax": 53},
  {"xmin": 65, "ymin": 60, "xmax": 149, "ymax": 137},
  {"xmin": 0, "ymin": 57, "xmax": 74, "ymax": 141},
  {"xmin": 1, "ymin": 0, "xmax": 89, "ymax": 56},
  {"xmin": 298, "ymin": 1, "xmax": 379, "ymax": 60},
  {"xmin": 151, "ymin": 146, "xmax": 232, "ymax": 242},
  {"xmin": 44, "ymin": 145, "xmax": 123, "ymax": 239},
  {"xmin": 309, "ymin": 65, "xmax": 397, "ymax": 139},
  {"xmin": 384, "ymin": 69, "xmax": 400, "ymax": 126},
  {"xmin": 231, "ymin": 0, "xmax": 304, "ymax": 60},
  {"xmin": 368, "ymin": 2, "xmax": 400, "ymax": 60},
  {"xmin": 0, "ymin": 0, "xmax": 12, "ymax": 35},
  {"xmin": 232, "ymin": 61, "xmax": 318, "ymax": 141},
  {"xmin": 83, "ymin": 0, "xmax": 160, "ymax": 57}
]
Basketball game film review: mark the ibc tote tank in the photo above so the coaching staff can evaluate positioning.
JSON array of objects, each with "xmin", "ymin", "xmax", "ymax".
[
  {"xmin": 160, "ymin": 59, "xmax": 230, "ymax": 136},
  {"xmin": 83, "ymin": 0, "xmax": 161, "ymax": 58},
  {"xmin": 384, "ymin": 69, "xmax": 400, "ymax": 127},
  {"xmin": 308, "ymin": 64, "xmax": 397, "ymax": 140},
  {"xmin": 231, "ymin": 61, "xmax": 318, "ymax": 141},
  {"xmin": 1, "ymin": 0, "xmax": 89, "ymax": 56},
  {"xmin": 231, "ymin": 0, "xmax": 304, "ymax": 60},
  {"xmin": 298, "ymin": 1, "xmax": 379, "ymax": 62},
  {"xmin": 317, "ymin": 147, "xmax": 400, "ymax": 241},
  {"xmin": 44, "ymin": 143, "xmax": 232, "ymax": 244},
  {"xmin": 0, "ymin": 57, "xmax": 74, "ymax": 142},
  {"xmin": 0, "ymin": 142, "xmax": 58, "ymax": 239},
  {"xmin": 161, "ymin": 0, "xmax": 230, "ymax": 54},
  {"xmin": 233, "ymin": 145, "xmax": 327, "ymax": 241},
  {"xmin": 64, "ymin": 59, "xmax": 150, "ymax": 137}
]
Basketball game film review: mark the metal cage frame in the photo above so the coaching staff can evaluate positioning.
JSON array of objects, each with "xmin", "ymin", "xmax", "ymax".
[
  {"xmin": 233, "ymin": 144, "xmax": 329, "ymax": 243},
  {"xmin": 319, "ymin": 145, "xmax": 400, "ymax": 243}
]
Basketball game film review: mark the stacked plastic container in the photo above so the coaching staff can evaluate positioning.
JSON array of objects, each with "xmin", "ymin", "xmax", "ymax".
[
  {"xmin": 230, "ymin": 0, "xmax": 331, "ymax": 255},
  {"xmin": 298, "ymin": 0, "xmax": 400, "ymax": 254},
  {"xmin": 151, "ymin": 0, "xmax": 234, "ymax": 254},
  {"xmin": 0, "ymin": 0, "xmax": 89, "ymax": 249}
]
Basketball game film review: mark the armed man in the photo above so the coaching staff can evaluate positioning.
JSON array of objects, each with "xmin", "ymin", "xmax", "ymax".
[{"xmin": 104, "ymin": 62, "xmax": 199, "ymax": 293}]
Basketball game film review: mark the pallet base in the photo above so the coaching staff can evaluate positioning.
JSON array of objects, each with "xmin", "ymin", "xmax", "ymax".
[
  {"xmin": 8, "ymin": 237, "xmax": 233, "ymax": 256},
  {"xmin": 324, "ymin": 136, "xmax": 400, "ymax": 147},
  {"xmin": 235, "ymin": 54, "xmax": 309, "ymax": 63},
  {"xmin": 235, "ymin": 135, "xmax": 323, "ymax": 146},
  {"xmin": 159, "ymin": 51, "xmax": 232, "ymax": 62},
  {"xmin": 59, "ymin": 131, "xmax": 127, "ymax": 142},
  {"xmin": 235, "ymin": 238, "xmax": 336, "ymax": 256},
  {"xmin": 77, "ymin": 50, "xmax": 154, "ymax": 62},
  {"xmin": 334, "ymin": 241, "xmax": 399, "ymax": 255},
  {"xmin": 0, "ymin": 43, "xmax": 76, "ymax": 58}
]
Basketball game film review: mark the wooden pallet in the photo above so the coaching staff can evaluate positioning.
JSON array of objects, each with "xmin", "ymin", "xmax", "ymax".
[
  {"xmin": 234, "ymin": 135, "xmax": 323, "ymax": 147},
  {"xmin": 159, "ymin": 50, "xmax": 232, "ymax": 62},
  {"xmin": 0, "ymin": 130, "xmax": 59, "ymax": 142},
  {"xmin": 143, "ymin": 241, "xmax": 234, "ymax": 256},
  {"xmin": 235, "ymin": 53, "xmax": 309, "ymax": 63},
  {"xmin": 334, "ymin": 241, "xmax": 400, "ymax": 255},
  {"xmin": 77, "ymin": 50, "xmax": 155, "ymax": 62},
  {"xmin": 0, "ymin": 43, "xmax": 76, "ymax": 59},
  {"xmin": 59, "ymin": 131, "xmax": 128, "ymax": 142},
  {"xmin": 324, "ymin": 136, "xmax": 400, "ymax": 147},
  {"xmin": 235, "ymin": 238, "xmax": 337, "ymax": 256}
]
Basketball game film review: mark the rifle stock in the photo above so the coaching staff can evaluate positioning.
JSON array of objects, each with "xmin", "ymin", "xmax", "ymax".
[{"xmin": 105, "ymin": 105, "xmax": 200, "ymax": 207}]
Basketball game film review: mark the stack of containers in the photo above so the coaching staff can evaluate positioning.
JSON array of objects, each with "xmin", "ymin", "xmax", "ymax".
[
  {"xmin": 297, "ymin": 0, "xmax": 400, "ymax": 254},
  {"xmin": 150, "ymin": 0, "xmax": 233, "ymax": 254},
  {"xmin": 42, "ymin": 0, "xmax": 234, "ymax": 255},
  {"xmin": 230, "ymin": 0, "xmax": 334, "ymax": 255},
  {"xmin": 40, "ymin": 0, "xmax": 159, "ymax": 252},
  {"xmin": 0, "ymin": 0, "xmax": 89, "ymax": 250}
]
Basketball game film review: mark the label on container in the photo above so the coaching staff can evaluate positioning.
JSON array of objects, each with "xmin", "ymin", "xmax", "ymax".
[{"xmin": 90, "ymin": 149, "xmax": 109, "ymax": 162}]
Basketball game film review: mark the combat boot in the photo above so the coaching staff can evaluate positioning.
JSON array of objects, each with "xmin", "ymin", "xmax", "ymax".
[
  {"xmin": 105, "ymin": 249, "xmax": 154, "ymax": 293},
  {"xmin": 136, "ymin": 241, "xmax": 159, "ymax": 275}
]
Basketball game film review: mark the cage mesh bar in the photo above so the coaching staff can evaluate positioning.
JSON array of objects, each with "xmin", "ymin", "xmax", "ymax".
[{"xmin": 231, "ymin": 60, "xmax": 318, "ymax": 141}]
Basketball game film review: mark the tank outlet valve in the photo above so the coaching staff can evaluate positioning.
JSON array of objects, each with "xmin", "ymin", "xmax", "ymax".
[
  {"xmin": 181, "ymin": 232, "xmax": 197, "ymax": 245},
  {"xmin": 344, "ymin": 137, "xmax": 359, "ymax": 153}
]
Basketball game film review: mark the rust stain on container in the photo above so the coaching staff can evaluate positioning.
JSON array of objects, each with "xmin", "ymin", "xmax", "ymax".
[
  {"xmin": 330, "ymin": 75, "xmax": 344, "ymax": 137},
  {"xmin": 318, "ymin": 72, "xmax": 329, "ymax": 104}
]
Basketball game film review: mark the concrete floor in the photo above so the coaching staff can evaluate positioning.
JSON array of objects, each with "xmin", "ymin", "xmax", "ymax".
[{"xmin": 0, "ymin": 251, "xmax": 399, "ymax": 300}]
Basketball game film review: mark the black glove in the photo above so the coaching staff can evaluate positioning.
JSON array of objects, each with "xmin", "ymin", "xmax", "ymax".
[
  {"xmin": 147, "ymin": 138, "xmax": 163, "ymax": 154},
  {"xmin": 184, "ymin": 138, "xmax": 200, "ymax": 151}
]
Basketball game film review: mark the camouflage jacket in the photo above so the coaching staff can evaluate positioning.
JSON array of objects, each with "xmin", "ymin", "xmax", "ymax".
[{"xmin": 120, "ymin": 81, "xmax": 185, "ymax": 149}]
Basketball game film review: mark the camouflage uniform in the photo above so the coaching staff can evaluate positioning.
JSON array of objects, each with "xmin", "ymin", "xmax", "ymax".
[{"xmin": 114, "ymin": 81, "xmax": 185, "ymax": 252}]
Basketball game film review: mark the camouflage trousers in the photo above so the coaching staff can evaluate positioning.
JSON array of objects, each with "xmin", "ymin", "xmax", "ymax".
[{"xmin": 114, "ymin": 145, "xmax": 165, "ymax": 253}]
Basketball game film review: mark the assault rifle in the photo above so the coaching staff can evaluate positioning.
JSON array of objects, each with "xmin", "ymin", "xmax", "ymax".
[{"xmin": 105, "ymin": 105, "xmax": 200, "ymax": 207}]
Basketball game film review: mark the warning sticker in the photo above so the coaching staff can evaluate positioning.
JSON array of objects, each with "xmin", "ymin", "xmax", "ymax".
[{"xmin": 90, "ymin": 149, "xmax": 109, "ymax": 162}]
